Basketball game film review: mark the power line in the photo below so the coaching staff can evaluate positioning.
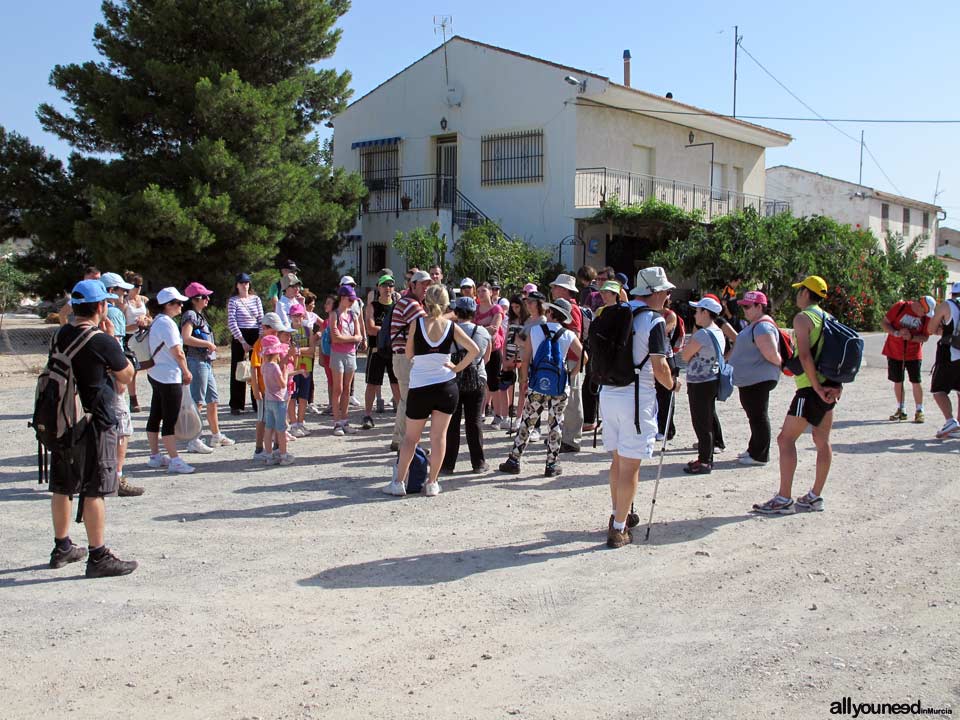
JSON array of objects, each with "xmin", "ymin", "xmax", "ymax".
[{"xmin": 861, "ymin": 142, "xmax": 903, "ymax": 196}]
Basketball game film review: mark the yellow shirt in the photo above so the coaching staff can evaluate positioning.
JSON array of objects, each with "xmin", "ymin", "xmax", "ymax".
[
  {"xmin": 250, "ymin": 337, "xmax": 265, "ymax": 394},
  {"xmin": 794, "ymin": 305, "xmax": 825, "ymax": 389}
]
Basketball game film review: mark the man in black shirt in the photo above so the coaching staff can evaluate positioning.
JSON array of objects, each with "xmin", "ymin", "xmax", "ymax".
[{"xmin": 48, "ymin": 280, "xmax": 138, "ymax": 578}]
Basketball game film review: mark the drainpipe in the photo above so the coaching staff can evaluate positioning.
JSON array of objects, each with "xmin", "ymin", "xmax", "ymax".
[{"xmin": 623, "ymin": 49, "xmax": 631, "ymax": 87}]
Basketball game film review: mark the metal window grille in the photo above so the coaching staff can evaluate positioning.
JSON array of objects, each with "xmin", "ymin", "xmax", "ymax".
[
  {"xmin": 881, "ymin": 203, "xmax": 889, "ymax": 233},
  {"xmin": 902, "ymin": 208, "xmax": 910, "ymax": 235},
  {"xmin": 361, "ymin": 146, "xmax": 399, "ymax": 191},
  {"xmin": 923, "ymin": 212, "xmax": 930, "ymax": 232},
  {"xmin": 481, "ymin": 130, "xmax": 543, "ymax": 185},
  {"xmin": 366, "ymin": 243, "xmax": 387, "ymax": 274}
]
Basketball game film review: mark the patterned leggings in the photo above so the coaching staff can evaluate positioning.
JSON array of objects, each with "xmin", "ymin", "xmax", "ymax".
[{"xmin": 509, "ymin": 391, "xmax": 568, "ymax": 466}]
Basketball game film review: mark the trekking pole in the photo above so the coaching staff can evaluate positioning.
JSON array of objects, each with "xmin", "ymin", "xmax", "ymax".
[{"xmin": 644, "ymin": 389, "xmax": 676, "ymax": 542}]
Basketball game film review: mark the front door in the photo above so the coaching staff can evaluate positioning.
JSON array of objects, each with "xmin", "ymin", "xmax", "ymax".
[{"xmin": 435, "ymin": 135, "xmax": 457, "ymax": 206}]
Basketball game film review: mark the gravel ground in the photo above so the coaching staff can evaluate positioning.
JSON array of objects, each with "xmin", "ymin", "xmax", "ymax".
[{"xmin": 1, "ymin": 359, "xmax": 958, "ymax": 719}]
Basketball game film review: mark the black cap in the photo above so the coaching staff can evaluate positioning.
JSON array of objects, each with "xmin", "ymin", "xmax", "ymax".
[
  {"xmin": 280, "ymin": 258, "xmax": 298, "ymax": 270},
  {"xmin": 525, "ymin": 291, "xmax": 546, "ymax": 301},
  {"xmin": 489, "ymin": 276, "xmax": 501, "ymax": 289},
  {"xmin": 236, "ymin": 272, "xmax": 251, "ymax": 283}
]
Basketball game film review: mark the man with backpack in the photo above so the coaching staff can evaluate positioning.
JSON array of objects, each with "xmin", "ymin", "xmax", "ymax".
[
  {"xmin": 499, "ymin": 298, "xmax": 583, "ymax": 478},
  {"xmin": 752, "ymin": 275, "xmax": 844, "ymax": 515},
  {"xmin": 881, "ymin": 295, "xmax": 935, "ymax": 423},
  {"xmin": 389, "ymin": 270, "xmax": 431, "ymax": 452},
  {"xmin": 591, "ymin": 267, "xmax": 676, "ymax": 548},
  {"xmin": 928, "ymin": 281, "xmax": 960, "ymax": 439},
  {"xmin": 40, "ymin": 279, "xmax": 138, "ymax": 577},
  {"xmin": 548, "ymin": 274, "xmax": 586, "ymax": 453}
]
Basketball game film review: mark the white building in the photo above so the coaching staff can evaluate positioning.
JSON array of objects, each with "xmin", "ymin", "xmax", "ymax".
[
  {"xmin": 936, "ymin": 227, "xmax": 960, "ymax": 288},
  {"xmin": 332, "ymin": 36, "xmax": 792, "ymax": 287},
  {"xmin": 766, "ymin": 166, "xmax": 944, "ymax": 257}
]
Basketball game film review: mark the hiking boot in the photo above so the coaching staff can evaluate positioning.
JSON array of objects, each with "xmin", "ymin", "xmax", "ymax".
[
  {"xmin": 187, "ymin": 438, "xmax": 214, "ymax": 454},
  {"xmin": 683, "ymin": 460, "xmax": 712, "ymax": 474},
  {"xmin": 609, "ymin": 513, "xmax": 641, "ymax": 531},
  {"xmin": 795, "ymin": 491, "xmax": 824, "ymax": 512},
  {"xmin": 559, "ymin": 443, "xmax": 580, "ymax": 453},
  {"xmin": 935, "ymin": 418, "xmax": 960, "ymax": 438},
  {"xmin": 544, "ymin": 462, "xmax": 562, "ymax": 477},
  {"xmin": 913, "ymin": 411, "xmax": 925, "ymax": 424},
  {"xmin": 606, "ymin": 526, "xmax": 633, "ymax": 549},
  {"xmin": 498, "ymin": 458, "xmax": 521, "ymax": 475},
  {"xmin": 118, "ymin": 477, "xmax": 145, "ymax": 497},
  {"xmin": 889, "ymin": 408, "xmax": 908, "ymax": 421},
  {"xmin": 49, "ymin": 543, "xmax": 87, "ymax": 569},
  {"xmin": 751, "ymin": 495, "xmax": 796, "ymax": 515},
  {"xmin": 362, "ymin": 415, "xmax": 375, "ymax": 429},
  {"xmin": 85, "ymin": 548, "xmax": 138, "ymax": 578}
]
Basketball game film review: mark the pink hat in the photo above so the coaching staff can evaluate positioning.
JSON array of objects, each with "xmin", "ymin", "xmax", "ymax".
[
  {"xmin": 288, "ymin": 303, "xmax": 306, "ymax": 316},
  {"xmin": 260, "ymin": 335, "xmax": 287, "ymax": 356},
  {"xmin": 183, "ymin": 281, "xmax": 213, "ymax": 298},
  {"xmin": 523, "ymin": 283, "xmax": 538, "ymax": 293},
  {"xmin": 738, "ymin": 290, "xmax": 769, "ymax": 306}
]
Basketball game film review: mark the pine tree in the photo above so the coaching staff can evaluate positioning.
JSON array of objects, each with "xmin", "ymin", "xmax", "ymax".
[{"xmin": 33, "ymin": 0, "xmax": 363, "ymax": 295}]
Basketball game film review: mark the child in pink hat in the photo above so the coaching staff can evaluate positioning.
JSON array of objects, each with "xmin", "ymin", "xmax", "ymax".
[{"xmin": 260, "ymin": 335, "xmax": 294, "ymax": 465}]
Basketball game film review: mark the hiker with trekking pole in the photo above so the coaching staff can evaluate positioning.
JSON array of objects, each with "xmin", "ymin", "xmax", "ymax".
[{"xmin": 588, "ymin": 267, "xmax": 677, "ymax": 549}]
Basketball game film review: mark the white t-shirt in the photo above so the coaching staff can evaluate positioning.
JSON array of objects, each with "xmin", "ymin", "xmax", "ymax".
[{"xmin": 147, "ymin": 314, "xmax": 184, "ymax": 384}]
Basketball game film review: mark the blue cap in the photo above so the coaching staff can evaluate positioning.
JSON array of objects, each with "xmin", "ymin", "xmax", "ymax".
[
  {"xmin": 71, "ymin": 279, "xmax": 117, "ymax": 305},
  {"xmin": 236, "ymin": 272, "xmax": 251, "ymax": 283},
  {"xmin": 455, "ymin": 296, "xmax": 477, "ymax": 312},
  {"xmin": 100, "ymin": 272, "xmax": 134, "ymax": 290},
  {"xmin": 615, "ymin": 272, "xmax": 629, "ymax": 288}
]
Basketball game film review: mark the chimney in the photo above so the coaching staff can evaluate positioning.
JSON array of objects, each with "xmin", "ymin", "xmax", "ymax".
[{"xmin": 623, "ymin": 49, "xmax": 631, "ymax": 87}]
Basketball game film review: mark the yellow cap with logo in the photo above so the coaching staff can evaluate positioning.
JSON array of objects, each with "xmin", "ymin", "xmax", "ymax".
[{"xmin": 791, "ymin": 275, "xmax": 828, "ymax": 298}]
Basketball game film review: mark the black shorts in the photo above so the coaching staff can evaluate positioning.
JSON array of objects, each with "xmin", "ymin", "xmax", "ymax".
[
  {"xmin": 406, "ymin": 379, "xmax": 459, "ymax": 420},
  {"xmin": 365, "ymin": 350, "xmax": 397, "ymax": 387},
  {"xmin": 49, "ymin": 424, "xmax": 120, "ymax": 498},
  {"xmin": 787, "ymin": 387, "xmax": 837, "ymax": 428},
  {"xmin": 930, "ymin": 345, "xmax": 960, "ymax": 394},
  {"xmin": 886, "ymin": 357, "xmax": 921, "ymax": 384},
  {"xmin": 485, "ymin": 348, "xmax": 503, "ymax": 392}
]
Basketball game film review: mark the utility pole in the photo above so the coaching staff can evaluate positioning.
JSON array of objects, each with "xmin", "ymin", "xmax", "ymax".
[
  {"xmin": 858, "ymin": 130, "xmax": 864, "ymax": 186},
  {"xmin": 733, "ymin": 26, "xmax": 739, "ymax": 117},
  {"xmin": 933, "ymin": 170, "xmax": 944, "ymax": 205}
]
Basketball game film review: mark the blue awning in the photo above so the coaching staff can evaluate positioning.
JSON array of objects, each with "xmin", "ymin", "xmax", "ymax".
[{"xmin": 351, "ymin": 136, "xmax": 401, "ymax": 149}]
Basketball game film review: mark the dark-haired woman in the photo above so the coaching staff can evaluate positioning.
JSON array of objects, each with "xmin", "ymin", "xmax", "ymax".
[
  {"xmin": 227, "ymin": 272, "xmax": 264, "ymax": 415},
  {"xmin": 680, "ymin": 296, "xmax": 726, "ymax": 474}
]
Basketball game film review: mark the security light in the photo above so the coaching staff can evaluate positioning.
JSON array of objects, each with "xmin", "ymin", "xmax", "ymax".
[{"xmin": 564, "ymin": 75, "xmax": 580, "ymax": 86}]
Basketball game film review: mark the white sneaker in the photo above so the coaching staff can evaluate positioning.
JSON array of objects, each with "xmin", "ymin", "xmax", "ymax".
[
  {"xmin": 285, "ymin": 430, "xmax": 298, "ymax": 442},
  {"xmin": 528, "ymin": 428, "xmax": 541, "ymax": 443},
  {"xmin": 738, "ymin": 455, "xmax": 767, "ymax": 466},
  {"xmin": 308, "ymin": 403, "xmax": 323, "ymax": 415},
  {"xmin": 935, "ymin": 418, "xmax": 960, "ymax": 439},
  {"xmin": 349, "ymin": 396, "xmax": 362, "ymax": 408},
  {"xmin": 147, "ymin": 454, "xmax": 169, "ymax": 468},
  {"xmin": 382, "ymin": 479, "xmax": 406, "ymax": 496},
  {"xmin": 499, "ymin": 416, "xmax": 513, "ymax": 430},
  {"xmin": 168, "ymin": 457, "xmax": 195, "ymax": 474},
  {"xmin": 736, "ymin": 450, "xmax": 751, "ymax": 459},
  {"xmin": 253, "ymin": 449, "xmax": 267, "ymax": 462},
  {"xmin": 655, "ymin": 432, "xmax": 665, "ymax": 442},
  {"xmin": 333, "ymin": 424, "xmax": 345, "ymax": 437},
  {"xmin": 509, "ymin": 417, "xmax": 520, "ymax": 432},
  {"xmin": 490, "ymin": 415, "xmax": 503, "ymax": 427},
  {"xmin": 343, "ymin": 423, "xmax": 358, "ymax": 435},
  {"xmin": 265, "ymin": 451, "xmax": 279, "ymax": 466},
  {"xmin": 290, "ymin": 424, "xmax": 307, "ymax": 438},
  {"xmin": 187, "ymin": 438, "xmax": 214, "ymax": 454},
  {"xmin": 424, "ymin": 481, "xmax": 441, "ymax": 497},
  {"xmin": 210, "ymin": 433, "xmax": 235, "ymax": 447},
  {"xmin": 277, "ymin": 452, "xmax": 295, "ymax": 466}
]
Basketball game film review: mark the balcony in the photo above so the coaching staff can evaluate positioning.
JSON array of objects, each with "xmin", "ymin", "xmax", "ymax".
[
  {"xmin": 362, "ymin": 174, "xmax": 456, "ymax": 216},
  {"xmin": 575, "ymin": 167, "xmax": 790, "ymax": 220}
]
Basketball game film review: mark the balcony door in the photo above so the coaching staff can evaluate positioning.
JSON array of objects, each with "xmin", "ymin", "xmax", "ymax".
[{"xmin": 435, "ymin": 135, "xmax": 457, "ymax": 206}]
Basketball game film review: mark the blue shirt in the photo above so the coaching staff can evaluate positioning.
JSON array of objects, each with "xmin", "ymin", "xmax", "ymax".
[{"xmin": 107, "ymin": 305, "xmax": 126, "ymax": 348}]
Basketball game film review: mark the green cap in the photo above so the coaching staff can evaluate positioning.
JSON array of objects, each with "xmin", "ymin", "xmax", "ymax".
[
  {"xmin": 600, "ymin": 280, "xmax": 622, "ymax": 294},
  {"xmin": 378, "ymin": 274, "xmax": 395, "ymax": 286}
]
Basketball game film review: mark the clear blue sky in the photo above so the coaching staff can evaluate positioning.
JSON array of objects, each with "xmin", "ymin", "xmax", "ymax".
[{"xmin": 3, "ymin": 0, "xmax": 958, "ymax": 219}]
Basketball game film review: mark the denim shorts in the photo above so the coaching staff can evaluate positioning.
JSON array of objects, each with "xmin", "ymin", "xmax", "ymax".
[
  {"xmin": 262, "ymin": 399, "xmax": 287, "ymax": 432},
  {"xmin": 187, "ymin": 358, "xmax": 219, "ymax": 404},
  {"xmin": 330, "ymin": 351, "xmax": 357, "ymax": 374}
]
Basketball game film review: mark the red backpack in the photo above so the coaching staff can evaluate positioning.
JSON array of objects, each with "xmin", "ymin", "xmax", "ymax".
[{"xmin": 752, "ymin": 317, "xmax": 795, "ymax": 374}]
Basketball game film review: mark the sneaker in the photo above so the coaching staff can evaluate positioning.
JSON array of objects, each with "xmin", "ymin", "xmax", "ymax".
[
  {"xmin": 85, "ymin": 548, "xmax": 138, "ymax": 578},
  {"xmin": 751, "ymin": 495, "xmax": 796, "ymax": 515},
  {"xmin": 290, "ymin": 424, "xmax": 308, "ymax": 438},
  {"xmin": 277, "ymin": 452, "xmax": 295, "ymax": 466},
  {"xmin": 499, "ymin": 416, "xmax": 513, "ymax": 430},
  {"xmin": 544, "ymin": 462, "xmax": 562, "ymax": 477},
  {"xmin": 582, "ymin": 422, "xmax": 597, "ymax": 432},
  {"xmin": 424, "ymin": 481, "xmax": 441, "ymax": 497},
  {"xmin": 264, "ymin": 451, "xmax": 278, "ymax": 466},
  {"xmin": 382, "ymin": 479, "xmax": 406, "ymax": 496},
  {"xmin": 146, "ymin": 454, "xmax": 169, "ymax": 469},
  {"xmin": 606, "ymin": 526, "xmax": 633, "ymax": 549},
  {"xmin": 117, "ymin": 477, "xmax": 145, "ymax": 497},
  {"xmin": 285, "ymin": 430, "xmax": 298, "ymax": 442},
  {"xmin": 473, "ymin": 462, "xmax": 489, "ymax": 473},
  {"xmin": 682, "ymin": 460, "xmax": 712, "ymax": 474},
  {"xmin": 49, "ymin": 543, "xmax": 87, "ymax": 569},
  {"xmin": 509, "ymin": 417, "xmax": 520, "ymax": 432},
  {"xmin": 655, "ymin": 432, "xmax": 665, "ymax": 442},
  {"xmin": 253, "ymin": 449, "xmax": 267, "ymax": 461},
  {"xmin": 210, "ymin": 432, "xmax": 235, "ymax": 446},
  {"xmin": 736, "ymin": 450, "xmax": 751, "ymax": 459},
  {"xmin": 935, "ymin": 418, "xmax": 960, "ymax": 439},
  {"xmin": 490, "ymin": 415, "xmax": 504, "ymax": 427},
  {"xmin": 795, "ymin": 491, "xmax": 824, "ymax": 512},
  {"xmin": 362, "ymin": 415, "xmax": 375, "ymax": 430},
  {"xmin": 376, "ymin": 398, "xmax": 385, "ymax": 414},
  {"xmin": 333, "ymin": 423, "xmax": 345, "ymax": 437},
  {"xmin": 323, "ymin": 405, "xmax": 334, "ymax": 415},
  {"xmin": 889, "ymin": 408, "xmax": 908, "ymax": 421},
  {"xmin": 349, "ymin": 395, "xmax": 362, "ymax": 408},
  {"xmin": 187, "ymin": 438, "xmax": 214, "ymax": 454},
  {"xmin": 738, "ymin": 455, "xmax": 766, "ymax": 466},
  {"xmin": 343, "ymin": 423, "xmax": 358, "ymax": 435},
  {"xmin": 559, "ymin": 443, "xmax": 580, "ymax": 453},
  {"xmin": 498, "ymin": 458, "xmax": 521, "ymax": 475},
  {"xmin": 168, "ymin": 457, "xmax": 195, "ymax": 474},
  {"xmin": 913, "ymin": 411, "xmax": 924, "ymax": 424},
  {"xmin": 528, "ymin": 428, "xmax": 541, "ymax": 443}
]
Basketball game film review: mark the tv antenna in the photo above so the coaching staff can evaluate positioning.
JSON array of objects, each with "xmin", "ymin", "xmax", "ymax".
[{"xmin": 434, "ymin": 15, "xmax": 453, "ymax": 86}]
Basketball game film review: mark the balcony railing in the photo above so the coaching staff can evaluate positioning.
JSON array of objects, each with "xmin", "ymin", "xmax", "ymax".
[
  {"xmin": 575, "ymin": 167, "xmax": 790, "ymax": 220},
  {"xmin": 361, "ymin": 174, "xmax": 455, "ymax": 216}
]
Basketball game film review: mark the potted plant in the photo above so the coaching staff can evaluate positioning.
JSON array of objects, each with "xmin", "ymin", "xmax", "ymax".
[{"xmin": 400, "ymin": 194, "xmax": 412, "ymax": 210}]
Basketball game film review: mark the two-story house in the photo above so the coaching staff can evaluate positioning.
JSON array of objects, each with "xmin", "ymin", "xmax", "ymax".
[
  {"xmin": 766, "ymin": 165, "xmax": 944, "ymax": 257},
  {"xmin": 332, "ymin": 36, "xmax": 792, "ymax": 287}
]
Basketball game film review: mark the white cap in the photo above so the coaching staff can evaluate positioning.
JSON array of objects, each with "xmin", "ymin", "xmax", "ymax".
[
  {"xmin": 157, "ymin": 287, "xmax": 189, "ymax": 304},
  {"xmin": 952, "ymin": 281, "xmax": 960, "ymax": 296},
  {"xmin": 460, "ymin": 277, "xmax": 475, "ymax": 287},
  {"xmin": 339, "ymin": 275, "xmax": 356, "ymax": 286},
  {"xmin": 689, "ymin": 297, "xmax": 723, "ymax": 314}
]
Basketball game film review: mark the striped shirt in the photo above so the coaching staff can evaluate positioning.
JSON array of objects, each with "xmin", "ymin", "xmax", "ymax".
[
  {"xmin": 390, "ymin": 296, "xmax": 426, "ymax": 353},
  {"xmin": 227, "ymin": 295, "xmax": 264, "ymax": 342}
]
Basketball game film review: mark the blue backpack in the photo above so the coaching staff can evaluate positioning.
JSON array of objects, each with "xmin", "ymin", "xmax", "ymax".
[
  {"xmin": 393, "ymin": 445, "xmax": 429, "ymax": 494},
  {"xmin": 705, "ymin": 330, "xmax": 735, "ymax": 402},
  {"xmin": 529, "ymin": 324, "xmax": 568, "ymax": 396}
]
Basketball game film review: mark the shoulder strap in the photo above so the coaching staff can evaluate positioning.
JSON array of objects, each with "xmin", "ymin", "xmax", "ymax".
[
  {"xmin": 59, "ymin": 325, "xmax": 100, "ymax": 359},
  {"xmin": 705, "ymin": 328, "xmax": 727, "ymax": 369}
]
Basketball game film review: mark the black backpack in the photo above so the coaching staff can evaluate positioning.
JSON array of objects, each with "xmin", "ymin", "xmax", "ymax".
[
  {"xmin": 451, "ymin": 324, "xmax": 483, "ymax": 393},
  {"xmin": 376, "ymin": 304, "xmax": 400, "ymax": 354},
  {"xmin": 588, "ymin": 303, "xmax": 657, "ymax": 387}
]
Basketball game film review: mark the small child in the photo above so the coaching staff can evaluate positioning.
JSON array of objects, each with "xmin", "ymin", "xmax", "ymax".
[
  {"xmin": 287, "ymin": 303, "xmax": 315, "ymax": 436},
  {"xmin": 260, "ymin": 335, "xmax": 294, "ymax": 465}
]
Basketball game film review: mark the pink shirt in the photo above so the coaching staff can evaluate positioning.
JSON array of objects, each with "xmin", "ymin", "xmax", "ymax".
[
  {"xmin": 262, "ymin": 361, "xmax": 287, "ymax": 402},
  {"xmin": 330, "ymin": 310, "xmax": 359, "ymax": 355}
]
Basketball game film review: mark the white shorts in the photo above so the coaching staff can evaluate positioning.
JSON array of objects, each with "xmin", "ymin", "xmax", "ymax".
[{"xmin": 599, "ymin": 385, "xmax": 658, "ymax": 460}]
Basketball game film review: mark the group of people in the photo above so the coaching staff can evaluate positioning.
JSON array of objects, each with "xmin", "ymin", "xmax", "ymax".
[{"xmin": 38, "ymin": 257, "xmax": 960, "ymax": 575}]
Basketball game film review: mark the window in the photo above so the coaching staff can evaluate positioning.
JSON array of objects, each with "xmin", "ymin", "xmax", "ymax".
[
  {"xmin": 632, "ymin": 144, "xmax": 654, "ymax": 177},
  {"xmin": 710, "ymin": 162, "xmax": 725, "ymax": 200},
  {"xmin": 481, "ymin": 130, "xmax": 543, "ymax": 185},
  {"xmin": 360, "ymin": 146, "xmax": 399, "ymax": 191},
  {"xmin": 923, "ymin": 212, "xmax": 930, "ymax": 233},
  {"xmin": 881, "ymin": 203, "xmax": 889, "ymax": 232},
  {"xmin": 903, "ymin": 208, "xmax": 910, "ymax": 236},
  {"xmin": 366, "ymin": 243, "xmax": 387, "ymax": 274}
]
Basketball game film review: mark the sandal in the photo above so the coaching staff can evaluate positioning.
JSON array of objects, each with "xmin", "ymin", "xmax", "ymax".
[{"xmin": 683, "ymin": 460, "xmax": 712, "ymax": 475}]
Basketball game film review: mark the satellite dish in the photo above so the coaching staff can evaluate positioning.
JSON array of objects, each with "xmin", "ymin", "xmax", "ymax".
[{"xmin": 445, "ymin": 87, "xmax": 462, "ymax": 107}]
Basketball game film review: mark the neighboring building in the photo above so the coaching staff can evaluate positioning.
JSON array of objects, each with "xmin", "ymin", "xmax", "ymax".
[
  {"xmin": 766, "ymin": 166, "xmax": 943, "ymax": 257},
  {"xmin": 332, "ymin": 36, "xmax": 792, "ymax": 287},
  {"xmin": 937, "ymin": 226, "xmax": 960, "ymax": 289}
]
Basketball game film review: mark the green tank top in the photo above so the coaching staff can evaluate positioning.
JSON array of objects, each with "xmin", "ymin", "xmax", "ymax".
[{"xmin": 794, "ymin": 304, "xmax": 825, "ymax": 389}]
